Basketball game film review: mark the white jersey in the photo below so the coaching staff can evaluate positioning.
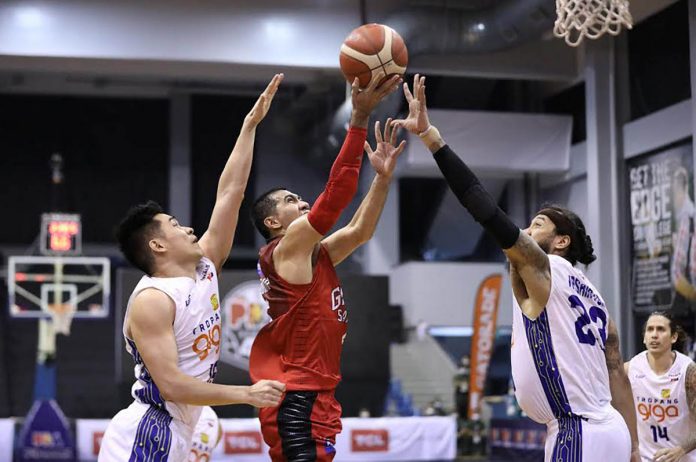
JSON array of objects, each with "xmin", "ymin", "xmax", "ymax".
[
  {"xmin": 124, "ymin": 257, "xmax": 222, "ymax": 428},
  {"xmin": 189, "ymin": 406, "xmax": 221, "ymax": 461},
  {"xmin": 511, "ymin": 255, "xmax": 613, "ymax": 424},
  {"xmin": 628, "ymin": 351, "xmax": 696, "ymax": 462}
]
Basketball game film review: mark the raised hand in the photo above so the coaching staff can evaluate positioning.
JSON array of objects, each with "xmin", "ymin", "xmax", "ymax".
[
  {"xmin": 244, "ymin": 73, "xmax": 284, "ymax": 128},
  {"xmin": 350, "ymin": 74, "xmax": 402, "ymax": 128},
  {"xmin": 391, "ymin": 74, "xmax": 430, "ymax": 134},
  {"xmin": 364, "ymin": 118, "xmax": 406, "ymax": 179},
  {"xmin": 246, "ymin": 379, "xmax": 286, "ymax": 408}
]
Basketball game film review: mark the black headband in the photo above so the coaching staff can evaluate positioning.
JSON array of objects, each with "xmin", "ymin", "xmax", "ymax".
[{"xmin": 537, "ymin": 208, "xmax": 577, "ymax": 237}]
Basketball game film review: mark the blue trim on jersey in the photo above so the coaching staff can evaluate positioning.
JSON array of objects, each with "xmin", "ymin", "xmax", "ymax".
[
  {"xmin": 523, "ymin": 311, "xmax": 573, "ymax": 419},
  {"xmin": 129, "ymin": 405, "xmax": 173, "ymax": 462},
  {"xmin": 551, "ymin": 416, "xmax": 583, "ymax": 462},
  {"xmin": 127, "ymin": 339, "xmax": 166, "ymax": 408}
]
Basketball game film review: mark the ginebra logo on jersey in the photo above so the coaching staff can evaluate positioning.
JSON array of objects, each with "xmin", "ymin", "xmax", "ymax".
[
  {"xmin": 331, "ymin": 286, "xmax": 347, "ymax": 322},
  {"xmin": 219, "ymin": 281, "xmax": 271, "ymax": 371},
  {"xmin": 351, "ymin": 429, "xmax": 389, "ymax": 452},
  {"xmin": 636, "ymin": 395, "xmax": 680, "ymax": 422},
  {"xmin": 224, "ymin": 431, "xmax": 263, "ymax": 454}
]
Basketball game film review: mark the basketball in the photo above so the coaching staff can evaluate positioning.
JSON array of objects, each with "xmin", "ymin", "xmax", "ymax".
[{"xmin": 339, "ymin": 23, "xmax": 408, "ymax": 88}]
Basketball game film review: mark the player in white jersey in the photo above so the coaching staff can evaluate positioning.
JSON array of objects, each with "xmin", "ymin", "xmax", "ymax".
[
  {"xmin": 189, "ymin": 406, "xmax": 222, "ymax": 462},
  {"xmin": 99, "ymin": 74, "xmax": 286, "ymax": 462},
  {"xmin": 627, "ymin": 312, "xmax": 696, "ymax": 462},
  {"xmin": 393, "ymin": 74, "xmax": 640, "ymax": 462}
]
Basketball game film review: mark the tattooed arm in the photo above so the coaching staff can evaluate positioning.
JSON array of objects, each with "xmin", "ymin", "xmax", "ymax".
[
  {"xmin": 605, "ymin": 319, "xmax": 640, "ymax": 462},
  {"xmin": 653, "ymin": 362, "xmax": 696, "ymax": 462}
]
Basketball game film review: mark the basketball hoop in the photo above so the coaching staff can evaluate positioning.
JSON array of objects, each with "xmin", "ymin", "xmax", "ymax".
[
  {"xmin": 554, "ymin": 0, "xmax": 633, "ymax": 47},
  {"xmin": 47, "ymin": 303, "xmax": 76, "ymax": 335}
]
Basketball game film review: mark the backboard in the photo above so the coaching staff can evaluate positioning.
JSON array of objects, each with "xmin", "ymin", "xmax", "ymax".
[{"xmin": 7, "ymin": 256, "xmax": 110, "ymax": 320}]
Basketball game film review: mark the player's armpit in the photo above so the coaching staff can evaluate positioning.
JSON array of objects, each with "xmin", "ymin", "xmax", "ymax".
[
  {"xmin": 273, "ymin": 216, "xmax": 323, "ymax": 285},
  {"xmin": 504, "ymin": 232, "xmax": 551, "ymax": 319}
]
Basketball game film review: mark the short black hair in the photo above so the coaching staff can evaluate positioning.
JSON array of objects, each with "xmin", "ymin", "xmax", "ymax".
[
  {"xmin": 536, "ymin": 204, "xmax": 596, "ymax": 266},
  {"xmin": 115, "ymin": 201, "xmax": 165, "ymax": 275},
  {"xmin": 251, "ymin": 187, "xmax": 287, "ymax": 239}
]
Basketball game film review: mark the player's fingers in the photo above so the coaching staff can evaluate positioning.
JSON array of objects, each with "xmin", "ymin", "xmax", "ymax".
[
  {"xmin": 374, "ymin": 121, "xmax": 383, "ymax": 143},
  {"xmin": 390, "ymin": 118, "xmax": 405, "ymax": 128},
  {"xmin": 266, "ymin": 380, "xmax": 286, "ymax": 391},
  {"xmin": 366, "ymin": 72, "xmax": 383, "ymax": 93},
  {"xmin": 351, "ymin": 77, "xmax": 360, "ymax": 94},
  {"xmin": 378, "ymin": 75, "xmax": 401, "ymax": 97},
  {"xmin": 418, "ymin": 79, "xmax": 426, "ymax": 103},
  {"xmin": 388, "ymin": 118, "xmax": 399, "ymax": 145},
  {"xmin": 265, "ymin": 73, "xmax": 283, "ymax": 100},
  {"xmin": 413, "ymin": 73, "xmax": 419, "ymax": 93},
  {"xmin": 364, "ymin": 141, "xmax": 374, "ymax": 156},
  {"xmin": 402, "ymin": 82, "xmax": 414, "ymax": 102},
  {"xmin": 266, "ymin": 73, "xmax": 282, "ymax": 94},
  {"xmin": 394, "ymin": 140, "xmax": 407, "ymax": 157},
  {"xmin": 384, "ymin": 117, "xmax": 393, "ymax": 142}
]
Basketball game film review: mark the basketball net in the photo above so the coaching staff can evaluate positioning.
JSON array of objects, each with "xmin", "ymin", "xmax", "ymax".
[
  {"xmin": 554, "ymin": 0, "xmax": 633, "ymax": 47},
  {"xmin": 47, "ymin": 303, "xmax": 76, "ymax": 336}
]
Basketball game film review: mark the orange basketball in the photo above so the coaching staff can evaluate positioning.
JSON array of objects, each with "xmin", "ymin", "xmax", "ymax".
[{"xmin": 339, "ymin": 23, "xmax": 408, "ymax": 89}]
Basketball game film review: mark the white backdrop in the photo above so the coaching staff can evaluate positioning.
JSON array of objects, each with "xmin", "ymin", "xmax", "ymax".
[
  {"xmin": 0, "ymin": 419, "xmax": 14, "ymax": 461},
  {"xmin": 77, "ymin": 416, "xmax": 456, "ymax": 461}
]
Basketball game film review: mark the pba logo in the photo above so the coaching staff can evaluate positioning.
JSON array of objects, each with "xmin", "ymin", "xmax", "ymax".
[
  {"xmin": 92, "ymin": 432, "xmax": 104, "ymax": 455},
  {"xmin": 351, "ymin": 429, "xmax": 389, "ymax": 452},
  {"xmin": 32, "ymin": 431, "xmax": 59, "ymax": 447},
  {"xmin": 224, "ymin": 431, "xmax": 263, "ymax": 454},
  {"xmin": 219, "ymin": 281, "xmax": 271, "ymax": 370}
]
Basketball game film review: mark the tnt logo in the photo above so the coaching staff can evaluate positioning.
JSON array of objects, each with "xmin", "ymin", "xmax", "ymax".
[
  {"xmin": 224, "ymin": 431, "xmax": 262, "ymax": 454},
  {"xmin": 92, "ymin": 432, "xmax": 104, "ymax": 455},
  {"xmin": 31, "ymin": 431, "xmax": 60, "ymax": 447},
  {"xmin": 351, "ymin": 429, "xmax": 389, "ymax": 452}
]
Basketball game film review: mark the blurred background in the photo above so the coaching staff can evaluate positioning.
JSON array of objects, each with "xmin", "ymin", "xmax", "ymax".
[{"xmin": 0, "ymin": 0, "xmax": 693, "ymax": 460}]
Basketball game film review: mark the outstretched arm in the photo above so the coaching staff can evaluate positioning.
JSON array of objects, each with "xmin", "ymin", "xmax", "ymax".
[
  {"xmin": 273, "ymin": 75, "xmax": 401, "ymax": 284},
  {"xmin": 392, "ymin": 75, "xmax": 550, "ymax": 317},
  {"xmin": 128, "ymin": 289, "xmax": 285, "ymax": 407},
  {"xmin": 605, "ymin": 319, "xmax": 640, "ymax": 462},
  {"xmin": 653, "ymin": 363, "xmax": 696, "ymax": 462},
  {"xmin": 199, "ymin": 74, "xmax": 283, "ymax": 272},
  {"xmin": 323, "ymin": 119, "xmax": 405, "ymax": 266}
]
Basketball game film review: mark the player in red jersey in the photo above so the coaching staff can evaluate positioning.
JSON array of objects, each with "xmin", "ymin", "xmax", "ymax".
[{"xmin": 249, "ymin": 75, "xmax": 405, "ymax": 462}]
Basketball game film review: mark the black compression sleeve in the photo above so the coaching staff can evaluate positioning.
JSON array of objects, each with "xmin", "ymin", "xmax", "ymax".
[{"xmin": 433, "ymin": 144, "xmax": 520, "ymax": 249}]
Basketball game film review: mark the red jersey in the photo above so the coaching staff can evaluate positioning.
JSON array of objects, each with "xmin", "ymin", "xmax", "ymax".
[{"xmin": 249, "ymin": 237, "xmax": 348, "ymax": 391}]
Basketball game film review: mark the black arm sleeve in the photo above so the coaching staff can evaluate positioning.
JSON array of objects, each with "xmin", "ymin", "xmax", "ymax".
[{"xmin": 433, "ymin": 144, "xmax": 520, "ymax": 249}]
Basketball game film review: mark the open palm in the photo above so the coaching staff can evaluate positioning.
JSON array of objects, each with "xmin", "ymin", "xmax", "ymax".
[
  {"xmin": 364, "ymin": 118, "xmax": 406, "ymax": 178},
  {"xmin": 392, "ymin": 74, "xmax": 430, "ymax": 134}
]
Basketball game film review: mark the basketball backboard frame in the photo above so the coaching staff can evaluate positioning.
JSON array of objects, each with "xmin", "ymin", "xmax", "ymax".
[{"xmin": 7, "ymin": 255, "xmax": 110, "ymax": 320}]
